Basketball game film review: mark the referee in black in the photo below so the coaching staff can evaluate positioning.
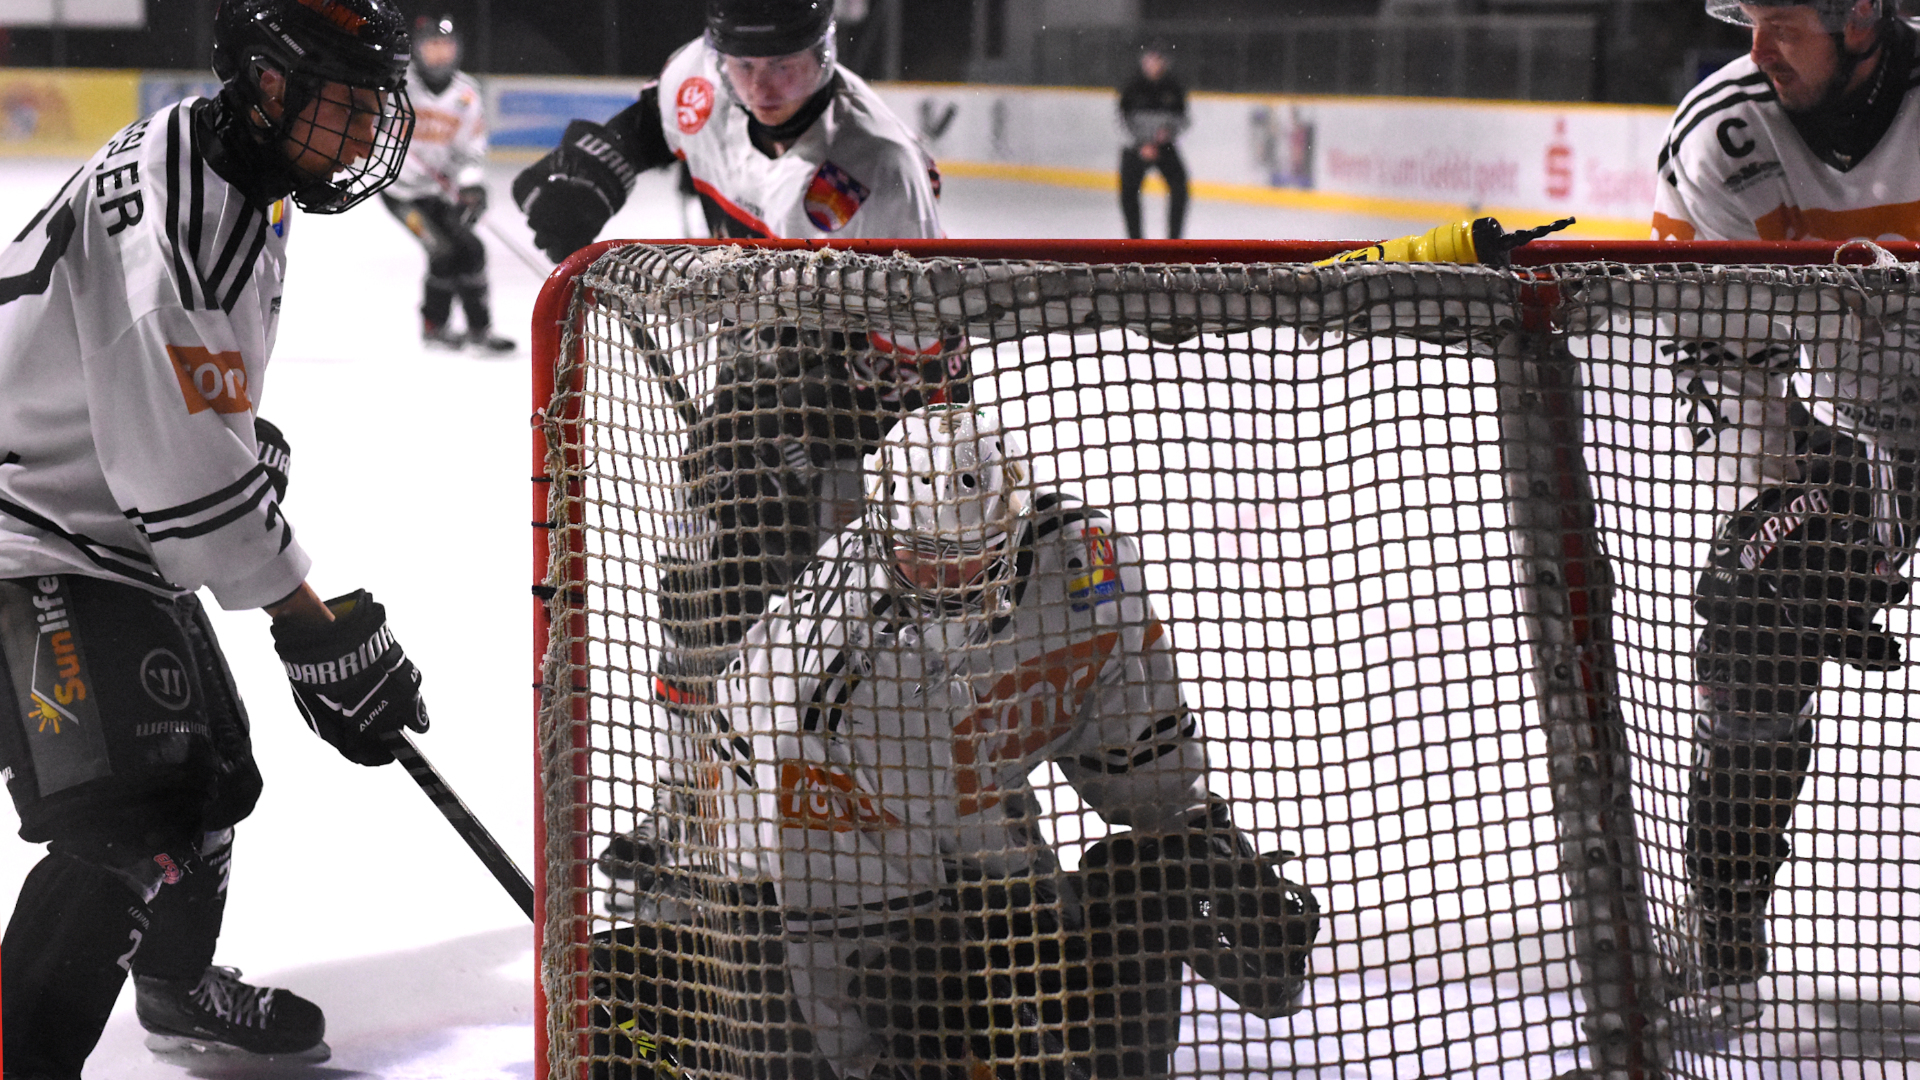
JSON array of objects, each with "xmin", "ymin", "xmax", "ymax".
[{"xmin": 1118, "ymin": 46, "xmax": 1190, "ymax": 239}]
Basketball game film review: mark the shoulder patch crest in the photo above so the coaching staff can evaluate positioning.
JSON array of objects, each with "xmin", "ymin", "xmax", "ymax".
[
  {"xmin": 1067, "ymin": 523, "xmax": 1123, "ymax": 611},
  {"xmin": 804, "ymin": 160, "xmax": 870, "ymax": 232}
]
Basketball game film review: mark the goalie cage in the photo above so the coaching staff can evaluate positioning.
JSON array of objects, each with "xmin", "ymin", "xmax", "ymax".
[{"xmin": 533, "ymin": 237, "xmax": 1920, "ymax": 1080}]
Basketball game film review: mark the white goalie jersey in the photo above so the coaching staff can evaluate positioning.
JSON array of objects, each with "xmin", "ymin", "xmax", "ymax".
[
  {"xmin": 0, "ymin": 100, "xmax": 307, "ymax": 609},
  {"xmin": 709, "ymin": 491, "xmax": 1208, "ymax": 1077},
  {"xmin": 657, "ymin": 38, "xmax": 942, "ymax": 240},
  {"xmin": 1652, "ymin": 29, "xmax": 1920, "ymax": 492}
]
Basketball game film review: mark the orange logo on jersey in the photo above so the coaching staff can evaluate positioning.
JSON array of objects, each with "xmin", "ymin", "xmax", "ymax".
[
  {"xmin": 950, "ymin": 631, "xmax": 1122, "ymax": 815},
  {"xmin": 1753, "ymin": 199, "xmax": 1920, "ymax": 242},
  {"xmin": 1650, "ymin": 211, "xmax": 1695, "ymax": 242},
  {"xmin": 777, "ymin": 759, "xmax": 900, "ymax": 833},
  {"xmin": 412, "ymin": 107, "xmax": 461, "ymax": 146},
  {"xmin": 166, "ymin": 345, "xmax": 253, "ymax": 415},
  {"xmin": 676, "ymin": 78, "xmax": 715, "ymax": 135}
]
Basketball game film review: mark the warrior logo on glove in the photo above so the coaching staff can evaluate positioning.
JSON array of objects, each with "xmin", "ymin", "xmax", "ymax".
[{"xmin": 272, "ymin": 589, "xmax": 429, "ymax": 766}]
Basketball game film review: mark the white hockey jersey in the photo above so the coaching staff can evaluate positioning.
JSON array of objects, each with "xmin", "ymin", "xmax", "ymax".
[
  {"xmin": 387, "ymin": 67, "xmax": 487, "ymax": 203},
  {"xmin": 0, "ymin": 100, "xmax": 309, "ymax": 609},
  {"xmin": 1653, "ymin": 30, "xmax": 1920, "ymax": 490},
  {"xmin": 709, "ymin": 493, "xmax": 1208, "ymax": 1078},
  {"xmin": 1653, "ymin": 29, "xmax": 1920, "ymax": 243},
  {"xmin": 657, "ymin": 39, "xmax": 942, "ymax": 240}
]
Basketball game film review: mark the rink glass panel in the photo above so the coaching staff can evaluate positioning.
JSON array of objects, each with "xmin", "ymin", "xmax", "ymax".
[{"xmin": 535, "ymin": 241, "xmax": 1920, "ymax": 1080}]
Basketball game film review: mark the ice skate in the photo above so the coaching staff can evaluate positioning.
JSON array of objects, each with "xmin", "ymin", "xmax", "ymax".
[
  {"xmin": 465, "ymin": 326, "xmax": 517, "ymax": 354},
  {"xmin": 136, "ymin": 965, "xmax": 330, "ymax": 1063},
  {"xmin": 422, "ymin": 319, "xmax": 464, "ymax": 350}
]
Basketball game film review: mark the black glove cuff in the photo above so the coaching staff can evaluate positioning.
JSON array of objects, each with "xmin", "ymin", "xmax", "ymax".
[{"xmin": 254, "ymin": 416, "xmax": 290, "ymax": 503}]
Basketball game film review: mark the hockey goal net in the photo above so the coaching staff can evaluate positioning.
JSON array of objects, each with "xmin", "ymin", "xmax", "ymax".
[{"xmin": 534, "ymin": 238, "xmax": 1920, "ymax": 1080}]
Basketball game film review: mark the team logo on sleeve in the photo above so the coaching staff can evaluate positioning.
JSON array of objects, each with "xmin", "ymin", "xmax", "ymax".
[
  {"xmin": 676, "ymin": 78, "xmax": 715, "ymax": 134},
  {"xmin": 165, "ymin": 345, "xmax": 253, "ymax": 415},
  {"xmin": 803, "ymin": 161, "xmax": 870, "ymax": 232},
  {"xmin": 1067, "ymin": 525, "xmax": 1124, "ymax": 611},
  {"xmin": 269, "ymin": 199, "xmax": 286, "ymax": 238}
]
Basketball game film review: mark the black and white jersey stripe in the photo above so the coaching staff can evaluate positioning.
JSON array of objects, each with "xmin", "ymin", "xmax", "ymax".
[
  {"xmin": 164, "ymin": 104, "xmax": 271, "ymax": 315},
  {"xmin": 0, "ymin": 494, "xmax": 172, "ymax": 589},
  {"xmin": 123, "ymin": 465, "xmax": 290, "ymax": 551},
  {"xmin": 1657, "ymin": 69, "xmax": 1776, "ymax": 181}
]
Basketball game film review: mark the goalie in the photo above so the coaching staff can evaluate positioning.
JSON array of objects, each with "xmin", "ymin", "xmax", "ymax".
[{"xmin": 667, "ymin": 405, "xmax": 1322, "ymax": 1079}]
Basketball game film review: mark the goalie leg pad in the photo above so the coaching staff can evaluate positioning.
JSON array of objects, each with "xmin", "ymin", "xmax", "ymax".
[{"xmin": 590, "ymin": 892, "xmax": 821, "ymax": 1080}]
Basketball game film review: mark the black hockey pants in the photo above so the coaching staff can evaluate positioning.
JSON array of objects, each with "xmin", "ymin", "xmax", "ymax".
[
  {"xmin": 384, "ymin": 194, "xmax": 495, "ymax": 333},
  {"xmin": 1118, "ymin": 144, "xmax": 1187, "ymax": 240}
]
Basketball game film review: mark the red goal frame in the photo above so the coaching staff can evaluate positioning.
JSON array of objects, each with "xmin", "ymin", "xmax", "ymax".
[{"xmin": 529, "ymin": 236, "xmax": 1920, "ymax": 1079}]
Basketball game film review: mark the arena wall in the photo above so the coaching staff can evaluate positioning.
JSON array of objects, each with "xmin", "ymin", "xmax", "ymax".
[{"xmin": 18, "ymin": 71, "xmax": 1671, "ymax": 239}]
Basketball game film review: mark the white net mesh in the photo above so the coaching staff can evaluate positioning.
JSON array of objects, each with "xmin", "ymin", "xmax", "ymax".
[{"xmin": 536, "ymin": 243, "xmax": 1920, "ymax": 1080}]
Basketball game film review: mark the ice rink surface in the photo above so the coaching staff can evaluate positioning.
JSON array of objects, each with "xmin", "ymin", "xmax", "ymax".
[{"xmin": 0, "ymin": 155, "xmax": 1424, "ymax": 1080}]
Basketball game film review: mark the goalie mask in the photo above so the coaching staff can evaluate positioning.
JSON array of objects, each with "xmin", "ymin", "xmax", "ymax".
[
  {"xmin": 212, "ymin": 0, "xmax": 415, "ymax": 213},
  {"xmin": 868, "ymin": 405, "xmax": 1028, "ymax": 598}
]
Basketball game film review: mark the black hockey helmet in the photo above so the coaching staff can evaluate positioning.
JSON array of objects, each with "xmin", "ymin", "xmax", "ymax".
[
  {"xmin": 412, "ymin": 14, "xmax": 462, "ymax": 90},
  {"xmin": 212, "ymin": 0, "xmax": 415, "ymax": 213},
  {"xmin": 705, "ymin": 0, "xmax": 834, "ymax": 58}
]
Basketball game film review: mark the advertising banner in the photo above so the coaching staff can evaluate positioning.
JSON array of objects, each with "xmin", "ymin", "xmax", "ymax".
[
  {"xmin": 484, "ymin": 76, "xmax": 649, "ymax": 153},
  {"xmin": 0, "ymin": 69, "xmax": 138, "ymax": 157},
  {"xmin": 880, "ymin": 84, "xmax": 1673, "ymax": 239}
]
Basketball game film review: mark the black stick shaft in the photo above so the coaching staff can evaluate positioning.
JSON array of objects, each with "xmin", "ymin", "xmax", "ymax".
[{"xmin": 382, "ymin": 731, "xmax": 534, "ymax": 921}]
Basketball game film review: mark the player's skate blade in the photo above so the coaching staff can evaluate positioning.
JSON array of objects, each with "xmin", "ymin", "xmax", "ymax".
[
  {"xmin": 143, "ymin": 1031, "xmax": 333, "ymax": 1065},
  {"xmin": 135, "ymin": 966, "xmax": 328, "ymax": 1061},
  {"xmin": 465, "ymin": 328, "xmax": 517, "ymax": 354}
]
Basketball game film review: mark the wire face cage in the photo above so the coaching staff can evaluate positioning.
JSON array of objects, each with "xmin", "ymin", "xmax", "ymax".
[{"xmin": 534, "ymin": 239, "xmax": 1920, "ymax": 1080}]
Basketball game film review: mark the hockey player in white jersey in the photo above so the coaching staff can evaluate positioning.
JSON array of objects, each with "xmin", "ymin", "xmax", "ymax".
[
  {"xmin": 1653, "ymin": 0, "xmax": 1920, "ymax": 1007},
  {"xmin": 382, "ymin": 14, "xmax": 514, "ymax": 353},
  {"xmin": 509, "ymin": 0, "xmax": 941, "ymax": 252},
  {"xmin": 587, "ymin": 406, "xmax": 1321, "ymax": 1080},
  {"xmin": 516, "ymin": 0, "xmax": 967, "ymax": 908},
  {"xmin": 0, "ymin": 0, "xmax": 428, "ymax": 1073}
]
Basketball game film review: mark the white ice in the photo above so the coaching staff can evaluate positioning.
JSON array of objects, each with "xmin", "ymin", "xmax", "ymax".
[{"xmin": 0, "ymin": 156, "xmax": 1420, "ymax": 1080}]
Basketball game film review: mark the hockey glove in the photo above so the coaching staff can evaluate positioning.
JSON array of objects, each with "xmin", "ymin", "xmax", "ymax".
[
  {"xmin": 1077, "ymin": 800, "xmax": 1322, "ymax": 1020},
  {"xmin": 271, "ymin": 590, "xmax": 429, "ymax": 767},
  {"xmin": 253, "ymin": 416, "xmax": 290, "ymax": 503},
  {"xmin": 511, "ymin": 119, "xmax": 637, "ymax": 262},
  {"xmin": 456, "ymin": 184, "xmax": 488, "ymax": 227},
  {"xmin": 1694, "ymin": 433, "xmax": 1908, "ymax": 673}
]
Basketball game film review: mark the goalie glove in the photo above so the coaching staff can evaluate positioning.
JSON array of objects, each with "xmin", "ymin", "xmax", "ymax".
[
  {"xmin": 271, "ymin": 590, "xmax": 430, "ymax": 767},
  {"xmin": 1077, "ymin": 800, "xmax": 1322, "ymax": 1020},
  {"xmin": 1695, "ymin": 428, "xmax": 1908, "ymax": 673},
  {"xmin": 510, "ymin": 119, "xmax": 638, "ymax": 262}
]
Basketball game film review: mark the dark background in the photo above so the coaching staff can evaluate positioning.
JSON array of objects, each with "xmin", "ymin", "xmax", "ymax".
[{"xmin": 0, "ymin": 0, "xmax": 1750, "ymax": 105}]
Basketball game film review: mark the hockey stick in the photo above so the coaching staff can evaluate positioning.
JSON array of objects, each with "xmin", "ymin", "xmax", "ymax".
[
  {"xmin": 418, "ymin": 164, "xmax": 555, "ymax": 279},
  {"xmin": 638, "ymin": 326, "xmax": 702, "ymax": 429},
  {"xmin": 380, "ymin": 730, "xmax": 534, "ymax": 920}
]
